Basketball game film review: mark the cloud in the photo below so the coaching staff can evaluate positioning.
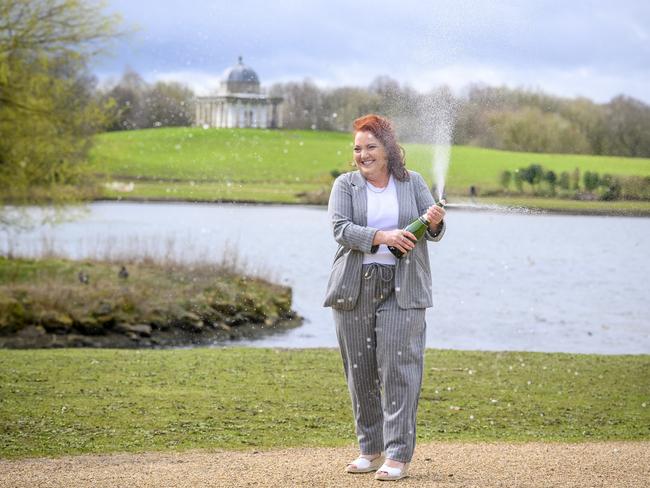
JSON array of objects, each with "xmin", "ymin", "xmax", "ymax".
[{"xmin": 96, "ymin": 0, "xmax": 650, "ymax": 103}]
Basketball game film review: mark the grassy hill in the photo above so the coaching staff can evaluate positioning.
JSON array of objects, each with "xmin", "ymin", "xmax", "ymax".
[{"xmin": 90, "ymin": 127, "xmax": 650, "ymax": 211}]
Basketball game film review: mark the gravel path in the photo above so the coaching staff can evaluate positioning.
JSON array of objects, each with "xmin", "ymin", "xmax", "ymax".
[{"xmin": 1, "ymin": 441, "xmax": 648, "ymax": 487}]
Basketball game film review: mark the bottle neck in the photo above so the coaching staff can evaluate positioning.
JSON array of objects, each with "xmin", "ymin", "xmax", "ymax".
[{"xmin": 418, "ymin": 214, "xmax": 429, "ymax": 225}]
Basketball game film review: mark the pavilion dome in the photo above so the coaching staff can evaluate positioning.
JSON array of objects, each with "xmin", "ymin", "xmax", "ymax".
[{"xmin": 221, "ymin": 56, "xmax": 260, "ymax": 94}]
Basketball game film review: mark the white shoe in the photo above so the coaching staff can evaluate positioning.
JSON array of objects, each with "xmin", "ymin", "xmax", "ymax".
[
  {"xmin": 346, "ymin": 455, "xmax": 384, "ymax": 473},
  {"xmin": 374, "ymin": 462, "xmax": 409, "ymax": 481}
]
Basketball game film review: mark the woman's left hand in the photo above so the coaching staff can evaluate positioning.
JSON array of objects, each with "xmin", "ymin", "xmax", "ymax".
[{"xmin": 425, "ymin": 204, "xmax": 445, "ymax": 228}]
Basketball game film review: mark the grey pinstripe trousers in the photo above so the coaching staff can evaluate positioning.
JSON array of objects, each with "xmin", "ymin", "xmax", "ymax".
[{"xmin": 333, "ymin": 263, "xmax": 426, "ymax": 463}]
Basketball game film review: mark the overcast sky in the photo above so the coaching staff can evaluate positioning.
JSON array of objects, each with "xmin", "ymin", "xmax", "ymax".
[{"xmin": 94, "ymin": 0, "xmax": 650, "ymax": 103}]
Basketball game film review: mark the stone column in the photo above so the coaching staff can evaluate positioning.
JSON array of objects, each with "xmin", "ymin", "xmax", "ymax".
[
  {"xmin": 270, "ymin": 100, "xmax": 282, "ymax": 129},
  {"xmin": 228, "ymin": 103, "xmax": 236, "ymax": 128},
  {"xmin": 257, "ymin": 104, "xmax": 263, "ymax": 129},
  {"xmin": 268, "ymin": 103, "xmax": 274, "ymax": 129}
]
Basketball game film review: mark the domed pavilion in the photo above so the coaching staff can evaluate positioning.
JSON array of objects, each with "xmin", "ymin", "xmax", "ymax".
[{"xmin": 195, "ymin": 56, "xmax": 283, "ymax": 129}]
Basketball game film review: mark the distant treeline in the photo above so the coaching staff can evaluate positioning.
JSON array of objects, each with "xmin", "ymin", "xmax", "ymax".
[
  {"xmin": 268, "ymin": 78, "xmax": 650, "ymax": 158},
  {"xmin": 103, "ymin": 71, "xmax": 650, "ymax": 159},
  {"xmin": 101, "ymin": 70, "xmax": 195, "ymax": 131}
]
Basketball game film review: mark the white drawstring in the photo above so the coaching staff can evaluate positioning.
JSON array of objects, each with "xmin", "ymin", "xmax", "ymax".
[{"xmin": 363, "ymin": 264, "xmax": 394, "ymax": 301}]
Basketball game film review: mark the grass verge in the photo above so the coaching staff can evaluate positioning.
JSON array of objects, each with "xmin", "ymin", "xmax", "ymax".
[
  {"xmin": 102, "ymin": 180, "xmax": 325, "ymax": 204},
  {"xmin": 466, "ymin": 196, "xmax": 650, "ymax": 215},
  {"xmin": 1, "ymin": 348, "xmax": 648, "ymax": 459}
]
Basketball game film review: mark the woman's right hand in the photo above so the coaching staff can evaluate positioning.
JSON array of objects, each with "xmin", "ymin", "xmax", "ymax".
[{"xmin": 376, "ymin": 229, "xmax": 417, "ymax": 253}]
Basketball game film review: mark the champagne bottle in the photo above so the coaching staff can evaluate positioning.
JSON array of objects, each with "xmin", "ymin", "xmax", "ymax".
[{"xmin": 388, "ymin": 200, "xmax": 445, "ymax": 259}]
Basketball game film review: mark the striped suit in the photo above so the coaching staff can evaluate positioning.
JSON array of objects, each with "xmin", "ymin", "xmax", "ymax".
[
  {"xmin": 323, "ymin": 170, "xmax": 445, "ymax": 310},
  {"xmin": 324, "ymin": 170, "xmax": 445, "ymax": 462}
]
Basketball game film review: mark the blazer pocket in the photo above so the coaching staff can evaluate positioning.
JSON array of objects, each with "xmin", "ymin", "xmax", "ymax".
[
  {"xmin": 324, "ymin": 250, "xmax": 361, "ymax": 310},
  {"xmin": 414, "ymin": 249, "xmax": 428, "ymax": 270}
]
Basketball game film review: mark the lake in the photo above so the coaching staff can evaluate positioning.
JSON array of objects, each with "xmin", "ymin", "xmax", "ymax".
[{"xmin": 3, "ymin": 201, "xmax": 649, "ymax": 354}]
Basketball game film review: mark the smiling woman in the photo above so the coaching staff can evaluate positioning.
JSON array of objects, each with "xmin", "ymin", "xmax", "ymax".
[
  {"xmin": 353, "ymin": 115, "xmax": 408, "ymax": 185},
  {"xmin": 324, "ymin": 114, "xmax": 446, "ymax": 480}
]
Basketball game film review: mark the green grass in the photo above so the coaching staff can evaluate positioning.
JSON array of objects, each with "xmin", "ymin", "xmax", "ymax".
[
  {"xmin": 91, "ymin": 128, "xmax": 650, "ymax": 201},
  {"xmin": 440, "ymin": 145, "xmax": 650, "ymax": 192},
  {"xmin": 90, "ymin": 128, "xmax": 353, "ymax": 184},
  {"xmin": 106, "ymin": 180, "xmax": 324, "ymax": 204},
  {"xmin": 468, "ymin": 196, "xmax": 650, "ymax": 215},
  {"xmin": 1, "ymin": 348, "xmax": 648, "ymax": 459}
]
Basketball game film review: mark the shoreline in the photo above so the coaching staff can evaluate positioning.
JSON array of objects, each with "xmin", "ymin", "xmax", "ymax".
[{"xmin": 50, "ymin": 196, "xmax": 650, "ymax": 217}]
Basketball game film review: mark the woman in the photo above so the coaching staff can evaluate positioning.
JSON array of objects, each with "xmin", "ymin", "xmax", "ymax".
[{"xmin": 324, "ymin": 114, "xmax": 445, "ymax": 481}]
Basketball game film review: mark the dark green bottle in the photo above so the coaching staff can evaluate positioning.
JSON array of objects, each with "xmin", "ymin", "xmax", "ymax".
[{"xmin": 388, "ymin": 200, "xmax": 445, "ymax": 259}]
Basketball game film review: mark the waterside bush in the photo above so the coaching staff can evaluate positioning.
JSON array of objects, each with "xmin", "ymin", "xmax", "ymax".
[{"xmin": 498, "ymin": 164, "xmax": 650, "ymax": 201}]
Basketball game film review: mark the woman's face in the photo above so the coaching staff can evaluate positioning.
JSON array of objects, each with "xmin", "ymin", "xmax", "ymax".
[{"xmin": 353, "ymin": 130, "xmax": 389, "ymax": 181}]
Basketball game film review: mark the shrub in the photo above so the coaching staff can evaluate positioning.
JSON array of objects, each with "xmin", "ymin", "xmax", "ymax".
[
  {"xmin": 500, "ymin": 170, "xmax": 512, "ymax": 191},
  {"xmin": 558, "ymin": 171, "xmax": 571, "ymax": 190},
  {"xmin": 498, "ymin": 163, "xmax": 648, "ymax": 201},
  {"xmin": 572, "ymin": 167, "xmax": 581, "ymax": 190},
  {"xmin": 600, "ymin": 175, "xmax": 621, "ymax": 200},
  {"xmin": 619, "ymin": 176, "xmax": 650, "ymax": 200},
  {"xmin": 544, "ymin": 170, "xmax": 557, "ymax": 195},
  {"xmin": 519, "ymin": 164, "xmax": 544, "ymax": 192},
  {"xmin": 513, "ymin": 169, "xmax": 524, "ymax": 193},
  {"xmin": 584, "ymin": 171, "xmax": 600, "ymax": 192}
]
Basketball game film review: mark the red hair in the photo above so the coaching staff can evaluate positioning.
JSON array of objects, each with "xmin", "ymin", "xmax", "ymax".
[{"xmin": 353, "ymin": 114, "xmax": 408, "ymax": 181}]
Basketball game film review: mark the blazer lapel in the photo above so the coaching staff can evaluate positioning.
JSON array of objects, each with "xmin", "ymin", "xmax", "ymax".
[
  {"xmin": 350, "ymin": 171, "xmax": 411, "ymax": 228},
  {"xmin": 350, "ymin": 171, "xmax": 367, "ymax": 226},
  {"xmin": 395, "ymin": 177, "xmax": 410, "ymax": 228}
]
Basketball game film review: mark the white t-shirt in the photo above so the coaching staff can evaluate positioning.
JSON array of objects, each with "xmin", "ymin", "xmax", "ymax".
[{"xmin": 363, "ymin": 176, "xmax": 398, "ymax": 265}]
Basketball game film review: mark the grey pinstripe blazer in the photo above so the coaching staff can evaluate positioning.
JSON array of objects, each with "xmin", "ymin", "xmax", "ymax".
[{"xmin": 323, "ymin": 170, "xmax": 445, "ymax": 310}]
